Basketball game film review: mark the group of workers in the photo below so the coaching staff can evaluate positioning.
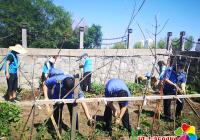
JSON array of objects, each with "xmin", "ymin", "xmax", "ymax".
[{"xmin": 2, "ymin": 44, "xmax": 187, "ymax": 136}]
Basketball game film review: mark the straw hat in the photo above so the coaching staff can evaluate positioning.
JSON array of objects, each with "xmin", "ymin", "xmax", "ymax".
[{"xmin": 9, "ymin": 44, "xmax": 27, "ymax": 54}]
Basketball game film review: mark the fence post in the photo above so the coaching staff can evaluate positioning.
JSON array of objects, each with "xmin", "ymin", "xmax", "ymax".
[
  {"xmin": 79, "ymin": 27, "xmax": 84, "ymax": 49},
  {"xmin": 71, "ymin": 75, "xmax": 79, "ymax": 140},
  {"xmin": 166, "ymin": 32, "xmax": 172, "ymax": 51},
  {"xmin": 22, "ymin": 24, "xmax": 27, "ymax": 48},
  {"xmin": 179, "ymin": 31, "xmax": 185, "ymax": 51},
  {"xmin": 127, "ymin": 28, "xmax": 132, "ymax": 49}
]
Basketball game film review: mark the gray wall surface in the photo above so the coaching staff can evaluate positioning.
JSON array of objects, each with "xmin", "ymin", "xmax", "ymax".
[{"xmin": 0, "ymin": 48, "xmax": 168, "ymax": 89}]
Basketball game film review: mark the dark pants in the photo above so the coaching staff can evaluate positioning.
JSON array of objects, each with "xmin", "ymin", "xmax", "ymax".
[
  {"xmin": 53, "ymin": 103, "xmax": 78, "ymax": 132},
  {"xmin": 7, "ymin": 73, "xmax": 18, "ymax": 92},
  {"xmin": 81, "ymin": 72, "xmax": 92, "ymax": 92},
  {"xmin": 163, "ymin": 91, "xmax": 184, "ymax": 118},
  {"xmin": 103, "ymin": 103, "xmax": 131, "ymax": 135}
]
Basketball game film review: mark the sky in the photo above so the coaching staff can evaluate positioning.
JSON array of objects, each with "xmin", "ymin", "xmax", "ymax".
[{"xmin": 53, "ymin": 0, "xmax": 200, "ymax": 48}]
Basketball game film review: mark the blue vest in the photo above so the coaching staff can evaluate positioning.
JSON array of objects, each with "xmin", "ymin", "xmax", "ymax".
[
  {"xmin": 2, "ymin": 51, "xmax": 19, "ymax": 73},
  {"xmin": 163, "ymin": 69, "xmax": 186, "ymax": 94},
  {"xmin": 105, "ymin": 78, "xmax": 131, "ymax": 106},
  {"xmin": 45, "ymin": 72, "xmax": 84, "ymax": 99},
  {"xmin": 42, "ymin": 61, "xmax": 54, "ymax": 74},
  {"xmin": 83, "ymin": 57, "xmax": 92, "ymax": 73}
]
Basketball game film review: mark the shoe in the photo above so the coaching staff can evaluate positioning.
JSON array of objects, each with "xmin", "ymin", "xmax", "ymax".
[
  {"xmin": 161, "ymin": 115, "xmax": 173, "ymax": 122},
  {"xmin": 13, "ymin": 99, "xmax": 19, "ymax": 103},
  {"xmin": 164, "ymin": 116, "xmax": 173, "ymax": 122},
  {"xmin": 175, "ymin": 115, "xmax": 181, "ymax": 120},
  {"xmin": 61, "ymin": 122, "xmax": 69, "ymax": 132},
  {"xmin": 9, "ymin": 99, "xmax": 19, "ymax": 103},
  {"xmin": 87, "ymin": 118, "xmax": 95, "ymax": 127},
  {"xmin": 13, "ymin": 98, "xmax": 20, "ymax": 103}
]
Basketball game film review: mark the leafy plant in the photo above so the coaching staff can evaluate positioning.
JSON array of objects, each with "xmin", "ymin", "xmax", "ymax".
[
  {"xmin": 0, "ymin": 102, "xmax": 21, "ymax": 137},
  {"xmin": 33, "ymin": 125, "xmax": 52, "ymax": 140},
  {"xmin": 126, "ymin": 82, "xmax": 144, "ymax": 95},
  {"xmin": 91, "ymin": 82, "xmax": 105, "ymax": 95},
  {"xmin": 139, "ymin": 114, "xmax": 151, "ymax": 136},
  {"xmin": 61, "ymin": 129, "xmax": 87, "ymax": 140}
]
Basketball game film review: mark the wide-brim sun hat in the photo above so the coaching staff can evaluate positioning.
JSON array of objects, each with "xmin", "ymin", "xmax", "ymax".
[{"xmin": 9, "ymin": 44, "xmax": 27, "ymax": 54}]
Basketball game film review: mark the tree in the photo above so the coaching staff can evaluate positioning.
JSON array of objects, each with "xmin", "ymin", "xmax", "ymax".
[
  {"xmin": 0, "ymin": 0, "xmax": 73, "ymax": 48},
  {"xmin": 84, "ymin": 24, "xmax": 102, "ymax": 49},
  {"xmin": 171, "ymin": 38, "xmax": 180, "ymax": 50},
  {"xmin": 134, "ymin": 42, "xmax": 143, "ymax": 49},
  {"xmin": 184, "ymin": 36, "xmax": 194, "ymax": 50},
  {"xmin": 112, "ymin": 43, "xmax": 126, "ymax": 49},
  {"xmin": 157, "ymin": 39, "xmax": 166, "ymax": 49}
]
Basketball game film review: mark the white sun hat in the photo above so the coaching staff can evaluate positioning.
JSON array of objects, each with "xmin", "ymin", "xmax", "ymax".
[
  {"xmin": 9, "ymin": 44, "xmax": 27, "ymax": 54},
  {"xmin": 49, "ymin": 57, "xmax": 55, "ymax": 63}
]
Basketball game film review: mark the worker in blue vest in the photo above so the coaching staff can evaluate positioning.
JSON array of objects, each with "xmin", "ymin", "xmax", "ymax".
[
  {"xmin": 79, "ymin": 53, "xmax": 92, "ymax": 92},
  {"xmin": 41, "ymin": 56, "xmax": 55, "ymax": 93},
  {"xmin": 43, "ymin": 68, "xmax": 93, "ymax": 132},
  {"xmin": 41, "ymin": 57, "xmax": 55, "ymax": 82},
  {"xmin": 103, "ymin": 78, "xmax": 132, "ymax": 136},
  {"xmin": 3, "ymin": 44, "xmax": 27, "ymax": 102},
  {"xmin": 163, "ymin": 62, "xmax": 186, "ymax": 120},
  {"xmin": 157, "ymin": 60, "xmax": 168, "ymax": 81}
]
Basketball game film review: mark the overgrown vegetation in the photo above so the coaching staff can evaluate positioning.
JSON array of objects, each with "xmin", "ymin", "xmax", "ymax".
[
  {"xmin": 126, "ymin": 82, "xmax": 144, "ymax": 95},
  {"xmin": 93, "ymin": 120, "xmax": 130, "ymax": 139},
  {"xmin": 91, "ymin": 82, "xmax": 144, "ymax": 96},
  {"xmin": 0, "ymin": 102, "xmax": 21, "ymax": 137},
  {"xmin": 91, "ymin": 82, "xmax": 104, "ymax": 95},
  {"xmin": 33, "ymin": 125, "xmax": 87, "ymax": 140}
]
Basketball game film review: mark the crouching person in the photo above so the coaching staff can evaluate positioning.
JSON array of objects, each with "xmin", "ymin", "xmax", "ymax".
[
  {"xmin": 103, "ymin": 78, "xmax": 132, "ymax": 136},
  {"xmin": 43, "ymin": 68, "xmax": 93, "ymax": 133}
]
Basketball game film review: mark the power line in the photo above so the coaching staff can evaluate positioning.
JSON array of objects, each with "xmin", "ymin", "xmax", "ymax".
[
  {"xmin": 101, "ymin": 40, "xmax": 126, "ymax": 45},
  {"xmin": 102, "ymin": 36, "xmax": 126, "ymax": 40},
  {"xmin": 0, "ymin": 33, "xmax": 14, "ymax": 40},
  {"xmin": 73, "ymin": 17, "xmax": 84, "ymax": 30},
  {"xmin": 156, "ymin": 19, "xmax": 169, "ymax": 35},
  {"xmin": 124, "ymin": 0, "xmax": 137, "ymax": 36},
  {"xmin": 123, "ymin": 0, "xmax": 146, "ymax": 36}
]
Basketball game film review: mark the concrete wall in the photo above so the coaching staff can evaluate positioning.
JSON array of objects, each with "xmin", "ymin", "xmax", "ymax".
[{"xmin": 0, "ymin": 48, "xmax": 168, "ymax": 89}]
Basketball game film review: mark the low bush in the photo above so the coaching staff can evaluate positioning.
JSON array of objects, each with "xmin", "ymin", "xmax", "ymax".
[
  {"xmin": 91, "ymin": 82, "xmax": 104, "ymax": 95},
  {"xmin": 0, "ymin": 102, "xmax": 21, "ymax": 137},
  {"xmin": 126, "ymin": 82, "xmax": 144, "ymax": 95}
]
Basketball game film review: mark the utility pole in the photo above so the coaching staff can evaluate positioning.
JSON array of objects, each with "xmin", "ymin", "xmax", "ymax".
[
  {"xmin": 79, "ymin": 26, "xmax": 84, "ymax": 49},
  {"xmin": 22, "ymin": 24, "xmax": 27, "ymax": 48},
  {"xmin": 179, "ymin": 31, "xmax": 185, "ymax": 51},
  {"xmin": 166, "ymin": 32, "xmax": 172, "ymax": 51},
  {"xmin": 127, "ymin": 28, "xmax": 132, "ymax": 49}
]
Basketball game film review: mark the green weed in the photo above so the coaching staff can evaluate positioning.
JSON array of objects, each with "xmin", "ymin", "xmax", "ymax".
[
  {"xmin": 0, "ymin": 102, "xmax": 21, "ymax": 137},
  {"xmin": 91, "ymin": 82, "xmax": 104, "ymax": 95},
  {"xmin": 126, "ymin": 82, "xmax": 144, "ymax": 95}
]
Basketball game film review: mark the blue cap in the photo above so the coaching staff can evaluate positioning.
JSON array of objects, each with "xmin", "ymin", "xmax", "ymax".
[
  {"xmin": 145, "ymin": 72, "xmax": 151, "ymax": 78},
  {"xmin": 81, "ymin": 53, "xmax": 88, "ymax": 57}
]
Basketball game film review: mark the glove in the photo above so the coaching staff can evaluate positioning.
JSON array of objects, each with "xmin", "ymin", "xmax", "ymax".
[
  {"xmin": 87, "ymin": 118, "xmax": 95, "ymax": 127},
  {"xmin": 114, "ymin": 117, "xmax": 121, "ymax": 125}
]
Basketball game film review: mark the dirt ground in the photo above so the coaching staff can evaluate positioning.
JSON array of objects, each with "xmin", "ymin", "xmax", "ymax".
[{"xmin": 12, "ymin": 92, "xmax": 200, "ymax": 140}]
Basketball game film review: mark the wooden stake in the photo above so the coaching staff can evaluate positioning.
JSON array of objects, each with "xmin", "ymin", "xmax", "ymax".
[
  {"xmin": 46, "ymin": 104, "xmax": 62, "ymax": 140},
  {"xmin": 70, "ymin": 77, "xmax": 79, "ymax": 140}
]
